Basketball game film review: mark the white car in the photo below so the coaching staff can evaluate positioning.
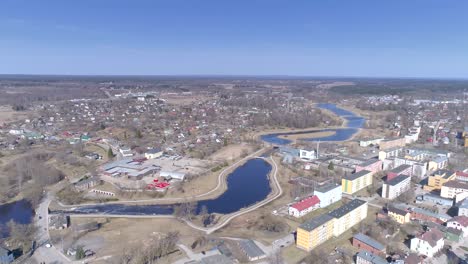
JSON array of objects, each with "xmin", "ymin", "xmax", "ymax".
[{"xmin": 45, "ymin": 243, "xmax": 52, "ymax": 248}]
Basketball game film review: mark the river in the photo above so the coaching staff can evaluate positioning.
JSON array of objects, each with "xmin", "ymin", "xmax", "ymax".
[
  {"xmin": 55, "ymin": 158, "xmax": 272, "ymax": 216},
  {"xmin": 260, "ymin": 103, "xmax": 365, "ymax": 145}
]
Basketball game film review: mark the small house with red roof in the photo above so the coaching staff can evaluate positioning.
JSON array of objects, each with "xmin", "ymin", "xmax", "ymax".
[{"xmin": 288, "ymin": 195, "xmax": 320, "ymax": 218}]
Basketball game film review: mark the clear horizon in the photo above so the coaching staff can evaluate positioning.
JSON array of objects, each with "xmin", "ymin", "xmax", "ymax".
[{"xmin": 1, "ymin": 0, "xmax": 468, "ymax": 78}]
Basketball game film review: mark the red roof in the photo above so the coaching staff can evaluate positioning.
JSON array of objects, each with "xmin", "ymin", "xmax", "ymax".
[
  {"xmin": 291, "ymin": 195, "xmax": 320, "ymax": 211},
  {"xmin": 456, "ymin": 171, "xmax": 468, "ymax": 178},
  {"xmin": 449, "ymin": 216, "xmax": 468, "ymax": 227}
]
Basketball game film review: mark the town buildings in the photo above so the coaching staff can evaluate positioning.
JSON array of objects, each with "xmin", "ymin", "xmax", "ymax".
[
  {"xmin": 446, "ymin": 216, "xmax": 468, "ymax": 236},
  {"xmin": 424, "ymin": 169, "xmax": 457, "ymax": 191},
  {"xmin": 237, "ymin": 240, "xmax": 266, "ymax": 261},
  {"xmin": 387, "ymin": 164, "xmax": 412, "ymax": 181},
  {"xmin": 355, "ymin": 159, "xmax": 382, "ymax": 174},
  {"xmin": 382, "ymin": 174, "xmax": 410, "ymax": 200},
  {"xmin": 342, "ymin": 170, "xmax": 373, "ymax": 195},
  {"xmin": 329, "ymin": 199, "xmax": 368, "ymax": 237},
  {"xmin": 410, "ymin": 207, "xmax": 451, "ymax": 224},
  {"xmin": 352, "ymin": 233, "xmax": 385, "ymax": 256},
  {"xmin": 459, "ymin": 199, "xmax": 468, "ymax": 217},
  {"xmin": 355, "ymin": 250, "xmax": 387, "ymax": 264},
  {"xmin": 313, "ymin": 183, "xmax": 342, "ymax": 208},
  {"xmin": 299, "ymin": 149, "xmax": 316, "ymax": 161},
  {"xmin": 288, "ymin": 195, "xmax": 320, "ymax": 218},
  {"xmin": 387, "ymin": 206, "xmax": 411, "ymax": 224},
  {"xmin": 296, "ymin": 199, "xmax": 368, "ymax": 251},
  {"xmin": 410, "ymin": 228, "xmax": 444, "ymax": 258},
  {"xmin": 441, "ymin": 180, "xmax": 468, "ymax": 201},
  {"xmin": 296, "ymin": 214, "xmax": 335, "ymax": 251}
]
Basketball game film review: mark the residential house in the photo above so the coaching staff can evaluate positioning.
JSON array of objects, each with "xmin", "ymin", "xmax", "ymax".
[
  {"xmin": 352, "ymin": 233, "xmax": 385, "ymax": 256},
  {"xmin": 0, "ymin": 246, "xmax": 14, "ymax": 264},
  {"xmin": 296, "ymin": 214, "xmax": 335, "ymax": 251},
  {"xmin": 446, "ymin": 216, "xmax": 468, "ymax": 237},
  {"xmin": 313, "ymin": 183, "xmax": 342, "ymax": 208},
  {"xmin": 441, "ymin": 180, "xmax": 468, "ymax": 201},
  {"xmin": 388, "ymin": 206, "xmax": 411, "ymax": 224},
  {"xmin": 342, "ymin": 170, "xmax": 373, "ymax": 195},
  {"xmin": 144, "ymin": 148, "xmax": 163, "ymax": 159},
  {"xmin": 410, "ymin": 228, "xmax": 444, "ymax": 258},
  {"xmin": 387, "ymin": 164, "xmax": 412, "ymax": 181},
  {"xmin": 355, "ymin": 159, "xmax": 382, "ymax": 174},
  {"xmin": 288, "ymin": 195, "xmax": 321, "ymax": 218},
  {"xmin": 445, "ymin": 227, "xmax": 463, "ymax": 242},
  {"xmin": 119, "ymin": 146, "xmax": 133, "ymax": 157},
  {"xmin": 356, "ymin": 250, "xmax": 387, "ymax": 264},
  {"xmin": 457, "ymin": 171, "xmax": 468, "ymax": 182},
  {"xmin": 329, "ymin": 199, "xmax": 368, "ymax": 237},
  {"xmin": 382, "ymin": 174, "xmax": 410, "ymax": 200},
  {"xmin": 424, "ymin": 169, "xmax": 456, "ymax": 191}
]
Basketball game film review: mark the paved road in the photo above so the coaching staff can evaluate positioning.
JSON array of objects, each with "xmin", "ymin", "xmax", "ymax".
[
  {"xmin": 58, "ymin": 148, "xmax": 267, "ymax": 208},
  {"xmin": 32, "ymin": 194, "xmax": 72, "ymax": 264}
]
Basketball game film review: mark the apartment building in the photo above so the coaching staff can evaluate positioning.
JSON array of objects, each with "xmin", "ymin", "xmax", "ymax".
[
  {"xmin": 329, "ymin": 199, "xmax": 368, "ymax": 237},
  {"xmin": 296, "ymin": 214, "xmax": 335, "ymax": 251},
  {"xmin": 355, "ymin": 159, "xmax": 382, "ymax": 174},
  {"xmin": 388, "ymin": 206, "xmax": 411, "ymax": 224},
  {"xmin": 342, "ymin": 170, "xmax": 373, "ymax": 195},
  {"xmin": 441, "ymin": 180, "xmax": 468, "ymax": 201},
  {"xmin": 410, "ymin": 229, "xmax": 444, "ymax": 258},
  {"xmin": 387, "ymin": 164, "xmax": 412, "ymax": 181},
  {"xmin": 382, "ymin": 174, "xmax": 411, "ymax": 200}
]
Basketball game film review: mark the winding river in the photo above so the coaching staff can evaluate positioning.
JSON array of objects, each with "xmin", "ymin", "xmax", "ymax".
[
  {"xmin": 55, "ymin": 158, "xmax": 272, "ymax": 216},
  {"xmin": 260, "ymin": 103, "xmax": 365, "ymax": 145}
]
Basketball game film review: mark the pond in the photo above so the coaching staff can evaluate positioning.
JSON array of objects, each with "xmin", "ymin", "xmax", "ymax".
[
  {"xmin": 57, "ymin": 158, "xmax": 272, "ymax": 216},
  {"xmin": 260, "ymin": 103, "xmax": 365, "ymax": 145},
  {"xmin": 0, "ymin": 199, "xmax": 34, "ymax": 238}
]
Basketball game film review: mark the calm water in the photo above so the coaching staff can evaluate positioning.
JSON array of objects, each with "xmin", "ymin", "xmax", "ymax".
[
  {"xmin": 0, "ymin": 199, "xmax": 34, "ymax": 238},
  {"xmin": 57, "ymin": 158, "xmax": 272, "ymax": 215},
  {"xmin": 260, "ymin": 103, "xmax": 365, "ymax": 145}
]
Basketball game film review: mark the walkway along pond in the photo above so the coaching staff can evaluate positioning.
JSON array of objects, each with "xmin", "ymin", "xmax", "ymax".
[
  {"xmin": 260, "ymin": 103, "xmax": 366, "ymax": 145},
  {"xmin": 55, "ymin": 158, "xmax": 272, "ymax": 216}
]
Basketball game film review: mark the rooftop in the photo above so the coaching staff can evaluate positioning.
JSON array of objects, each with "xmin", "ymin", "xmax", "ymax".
[
  {"xmin": 299, "ymin": 214, "xmax": 334, "ymax": 232},
  {"xmin": 416, "ymin": 228, "xmax": 444, "ymax": 247},
  {"xmin": 290, "ymin": 195, "xmax": 320, "ymax": 211},
  {"xmin": 344, "ymin": 170, "xmax": 371, "ymax": 181},
  {"xmin": 353, "ymin": 233, "xmax": 385, "ymax": 251},
  {"xmin": 389, "ymin": 164, "xmax": 411, "ymax": 173},
  {"xmin": 433, "ymin": 169, "xmax": 455, "ymax": 178},
  {"xmin": 328, "ymin": 199, "xmax": 367, "ymax": 219},
  {"xmin": 314, "ymin": 183, "xmax": 340, "ymax": 193},
  {"xmin": 238, "ymin": 240, "xmax": 265, "ymax": 259},
  {"xmin": 356, "ymin": 250, "xmax": 387, "ymax": 264},
  {"xmin": 388, "ymin": 206, "xmax": 408, "ymax": 216},
  {"xmin": 443, "ymin": 180, "xmax": 468, "ymax": 190},
  {"xmin": 359, "ymin": 159, "xmax": 380, "ymax": 167},
  {"xmin": 386, "ymin": 174, "xmax": 410, "ymax": 186},
  {"xmin": 448, "ymin": 216, "xmax": 468, "ymax": 227}
]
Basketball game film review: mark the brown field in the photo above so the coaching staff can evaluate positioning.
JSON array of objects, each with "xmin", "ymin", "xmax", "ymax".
[
  {"xmin": 0, "ymin": 106, "xmax": 33, "ymax": 124},
  {"xmin": 208, "ymin": 144, "xmax": 254, "ymax": 161}
]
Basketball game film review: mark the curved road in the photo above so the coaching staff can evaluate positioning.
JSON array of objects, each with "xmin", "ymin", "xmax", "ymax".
[
  {"xmin": 64, "ymin": 155, "xmax": 282, "ymax": 235},
  {"xmin": 58, "ymin": 148, "xmax": 266, "ymax": 208}
]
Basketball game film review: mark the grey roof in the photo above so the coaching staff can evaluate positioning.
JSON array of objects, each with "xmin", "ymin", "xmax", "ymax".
[
  {"xmin": 388, "ymin": 206, "xmax": 408, "ymax": 216},
  {"xmin": 353, "ymin": 233, "xmax": 385, "ymax": 251},
  {"xmin": 328, "ymin": 199, "xmax": 367, "ymax": 219},
  {"xmin": 193, "ymin": 254, "xmax": 234, "ymax": 264},
  {"xmin": 356, "ymin": 250, "xmax": 388, "ymax": 264},
  {"xmin": 299, "ymin": 214, "xmax": 334, "ymax": 232},
  {"xmin": 359, "ymin": 159, "xmax": 380, "ymax": 167},
  {"xmin": 238, "ymin": 240, "xmax": 265, "ymax": 259},
  {"xmin": 433, "ymin": 169, "xmax": 455, "ymax": 178},
  {"xmin": 389, "ymin": 164, "xmax": 411, "ymax": 173},
  {"xmin": 344, "ymin": 170, "xmax": 371, "ymax": 181},
  {"xmin": 386, "ymin": 174, "xmax": 410, "ymax": 186},
  {"xmin": 315, "ymin": 183, "xmax": 340, "ymax": 193},
  {"xmin": 411, "ymin": 207, "xmax": 451, "ymax": 220}
]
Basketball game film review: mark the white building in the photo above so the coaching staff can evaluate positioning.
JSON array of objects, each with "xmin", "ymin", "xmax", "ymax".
[
  {"xmin": 359, "ymin": 138, "xmax": 384, "ymax": 147},
  {"xmin": 144, "ymin": 148, "xmax": 163, "ymax": 159},
  {"xmin": 288, "ymin": 195, "xmax": 320, "ymax": 218},
  {"xmin": 410, "ymin": 229, "xmax": 444, "ymax": 258},
  {"xmin": 314, "ymin": 183, "xmax": 342, "ymax": 208},
  {"xmin": 299, "ymin": 149, "xmax": 316, "ymax": 161},
  {"xmin": 159, "ymin": 171, "xmax": 185, "ymax": 181},
  {"xmin": 119, "ymin": 146, "xmax": 133, "ymax": 157},
  {"xmin": 459, "ymin": 199, "xmax": 468, "ymax": 217},
  {"xmin": 382, "ymin": 174, "xmax": 411, "ymax": 200},
  {"xmin": 447, "ymin": 216, "xmax": 468, "ymax": 237},
  {"xmin": 441, "ymin": 180, "xmax": 468, "ymax": 199}
]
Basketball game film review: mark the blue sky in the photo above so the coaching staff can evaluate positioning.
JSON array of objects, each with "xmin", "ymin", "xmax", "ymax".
[{"xmin": 1, "ymin": 0, "xmax": 467, "ymax": 78}]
